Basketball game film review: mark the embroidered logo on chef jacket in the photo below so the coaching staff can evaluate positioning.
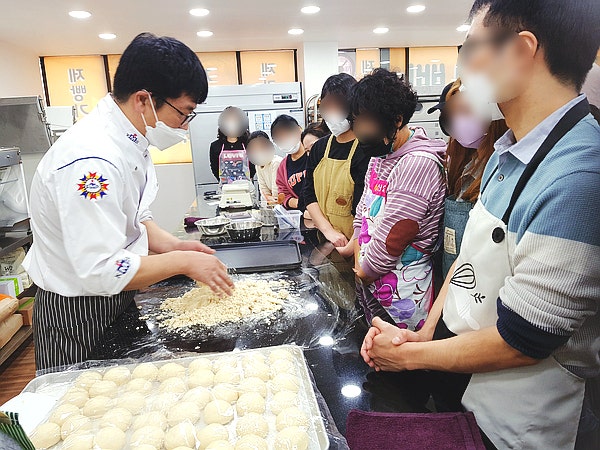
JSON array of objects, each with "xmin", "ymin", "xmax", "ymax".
[
  {"xmin": 115, "ymin": 257, "xmax": 131, "ymax": 278},
  {"xmin": 77, "ymin": 172, "xmax": 109, "ymax": 200},
  {"xmin": 126, "ymin": 133, "xmax": 139, "ymax": 144}
]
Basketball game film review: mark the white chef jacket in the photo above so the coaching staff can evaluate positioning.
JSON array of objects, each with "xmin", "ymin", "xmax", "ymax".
[{"xmin": 23, "ymin": 94, "xmax": 159, "ymax": 296}]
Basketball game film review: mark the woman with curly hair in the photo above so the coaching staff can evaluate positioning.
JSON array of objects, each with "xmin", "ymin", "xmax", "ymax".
[{"xmin": 351, "ymin": 68, "xmax": 447, "ymax": 331}]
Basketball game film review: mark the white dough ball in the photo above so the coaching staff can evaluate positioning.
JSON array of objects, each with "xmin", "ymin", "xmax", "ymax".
[
  {"xmin": 188, "ymin": 358, "xmax": 213, "ymax": 372},
  {"xmin": 276, "ymin": 407, "xmax": 309, "ymax": 431},
  {"xmin": 126, "ymin": 378, "xmax": 154, "ymax": 394},
  {"xmin": 188, "ymin": 369, "xmax": 214, "ymax": 388},
  {"xmin": 270, "ymin": 373, "xmax": 300, "ymax": 393},
  {"xmin": 183, "ymin": 386, "xmax": 211, "ymax": 408},
  {"xmin": 212, "ymin": 357, "xmax": 238, "ymax": 372},
  {"xmin": 131, "ymin": 446, "xmax": 158, "ymax": 450},
  {"xmin": 243, "ymin": 362, "xmax": 270, "ymax": 381},
  {"xmin": 94, "ymin": 426, "xmax": 126, "ymax": 449},
  {"xmin": 197, "ymin": 423, "xmax": 229, "ymax": 449},
  {"xmin": 213, "ymin": 367, "xmax": 241, "ymax": 385},
  {"xmin": 236, "ymin": 392, "xmax": 266, "ymax": 416},
  {"xmin": 132, "ymin": 411, "xmax": 168, "ymax": 431},
  {"xmin": 148, "ymin": 392, "xmax": 181, "ymax": 411},
  {"xmin": 103, "ymin": 366, "xmax": 131, "ymax": 386},
  {"xmin": 74, "ymin": 371, "xmax": 103, "ymax": 389},
  {"xmin": 130, "ymin": 425, "xmax": 165, "ymax": 449},
  {"xmin": 160, "ymin": 377, "xmax": 188, "ymax": 394},
  {"xmin": 167, "ymin": 401, "xmax": 202, "ymax": 427},
  {"xmin": 164, "ymin": 422, "xmax": 197, "ymax": 450},
  {"xmin": 207, "ymin": 441, "xmax": 234, "ymax": 450},
  {"xmin": 30, "ymin": 422, "xmax": 61, "ymax": 449},
  {"xmin": 60, "ymin": 389, "xmax": 89, "ymax": 408},
  {"xmin": 60, "ymin": 414, "xmax": 91, "ymax": 439},
  {"xmin": 269, "ymin": 349, "xmax": 295, "ymax": 364},
  {"xmin": 270, "ymin": 359, "xmax": 295, "ymax": 376},
  {"xmin": 132, "ymin": 363, "xmax": 159, "ymax": 381},
  {"xmin": 158, "ymin": 362, "xmax": 186, "ymax": 381},
  {"xmin": 101, "ymin": 407, "xmax": 133, "ymax": 431},
  {"xmin": 235, "ymin": 434, "xmax": 268, "ymax": 450},
  {"xmin": 235, "ymin": 413, "xmax": 269, "ymax": 438},
  {"xmin": 211, "ymin": 383, "xmax": 239, "ymax": 403},
  {"xmin": 115, "ymin": 391, "xmax": 146, "ymax": 414},
  {"xmin": 274, "ymin": 426, "xmax": 309, "ymax": 450},
  {"xmin": 270, "ymin": 391, "xmax": 298, "ymax": 415},
  {"xmin": 49, "ymin": 403, "xmax": 80, "ymax": 426},
  {"xmin": 89, "ymin": 380, "xmax": 118, "ymax": 398},
  {"xmin": 238, "ymin": 377, "xmax": 267, "ymax": 397},
  {"xmin": 242, "ymin": 353, "xmax": 266, "ymax": 367},
  {"xmin": 82, "ymin": 395, "xmax": 114, "ymax": 418},
  {"xmin": 203, "ymin": 399, "xmax": 234, "ymax": 425},
  {"xmin": 62, "ymin": 432, "xmax": 94, "ymax": 450},
  {"xmin": 172, "ymin": 447, "xmax": 195, "ymax": 450}
]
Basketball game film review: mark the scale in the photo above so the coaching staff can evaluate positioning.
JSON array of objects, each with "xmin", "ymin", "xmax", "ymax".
[{"xmin": 219, "ymin": 182, "xmax": 254, "ymax": 210}]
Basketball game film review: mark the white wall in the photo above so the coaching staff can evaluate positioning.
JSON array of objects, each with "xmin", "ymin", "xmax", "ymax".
[
  {"xmin": 152, "ymin": 163, "xmax": 197, "ymax": 233},
  {"xmin": 298, "ymin": 41, "xmax": 340, "ymax": 101}
]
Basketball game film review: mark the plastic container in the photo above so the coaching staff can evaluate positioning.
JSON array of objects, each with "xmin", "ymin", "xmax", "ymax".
[{"xmin": 275, "ymin": 209, "xmax": 302, "ymax": 230}]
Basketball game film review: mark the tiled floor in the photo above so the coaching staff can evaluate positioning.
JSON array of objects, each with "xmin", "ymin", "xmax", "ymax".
[{"xmin": 0, "ymin": 339, "xmax": 35, "ymax": 405}]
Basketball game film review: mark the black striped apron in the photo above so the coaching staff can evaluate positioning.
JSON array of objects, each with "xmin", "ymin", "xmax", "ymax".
[{"xmin": 33, "ymin": 289, "xmax": 138, "ymax": 374}]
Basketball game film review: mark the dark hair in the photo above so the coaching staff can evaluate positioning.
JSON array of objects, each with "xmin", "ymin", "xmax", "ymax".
[
  {"xmin": 301, "ymin": 122, "xmax": 330, "ymax": 143},
  {"xmin": 248, "ymin": 130, "xmax": 271, "ymax": 145},
  {"xmin": 270, "ymin": 114, "xmax": 300, "ymax": 136},
  {"xmin": 113, "ymin": 33, "xmax": 208, "ymax": 107},
  {"xmin": 469, "ymin": 0, "xmax": 600, "ymax": 90},
  {"xmin": 321, "ymin": 73, "xmax": 357, "ymax": 110},
  {"xmin": 350, "ymin": 68, "xmax": 418, "ymax": 140}
]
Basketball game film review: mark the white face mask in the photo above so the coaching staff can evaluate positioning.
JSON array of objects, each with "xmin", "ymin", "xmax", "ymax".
[
  {"xmin": 323, "ymin": 113, "xmax": 351, "ymax": 137},
  {"xmin": 276, "ymin": 139, "xmax": 301, "ymax": 155},
  {"xmin": 249, "ymin": 148, "xmax": 275, "ymax": 166},
  {"xmin": 459, "ymin": 73, "xmax": 505, "ymax": 122},
  {"xmin": 141, "ymin": 92, "xmax": 188, "ymax": 151}
]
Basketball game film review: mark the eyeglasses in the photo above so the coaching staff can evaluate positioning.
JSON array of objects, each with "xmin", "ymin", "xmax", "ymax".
[{"xmin": 161, "ymin": 98, "xmax": 197, "ymax": 126}]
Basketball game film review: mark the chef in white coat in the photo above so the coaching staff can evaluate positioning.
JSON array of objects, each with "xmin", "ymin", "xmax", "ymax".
[{"xmin": 23, "ymin": 33, "xmax": 233, "ymax": 373}]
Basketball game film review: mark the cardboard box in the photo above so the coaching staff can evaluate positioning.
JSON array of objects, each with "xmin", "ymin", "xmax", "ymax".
[
  {"xmin": 0, "ymin": 296, "xmax": 19, "ymax": 322},
  {"xmin": 17, "ymin": 298, "xmax": 33, "ymax": 326},
  {"xmin": 0, "ymin": 313, "xmax": 23, "ymax": 348}
]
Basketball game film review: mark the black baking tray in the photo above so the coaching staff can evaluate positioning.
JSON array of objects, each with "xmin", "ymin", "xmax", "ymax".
[{"xmin": 213, "ymin": 240, "xmax": 302, "ymax": 273}]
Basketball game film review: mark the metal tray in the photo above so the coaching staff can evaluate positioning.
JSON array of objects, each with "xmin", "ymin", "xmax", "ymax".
[{"xmin": 214, "ymin": 240, "xmax": 301, "ymax": 273}]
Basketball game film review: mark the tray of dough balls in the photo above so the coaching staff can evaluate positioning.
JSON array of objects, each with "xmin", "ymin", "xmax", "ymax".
[{"xmin": 21, "ymin": 345, "xmax": 328, "ymax": 450}]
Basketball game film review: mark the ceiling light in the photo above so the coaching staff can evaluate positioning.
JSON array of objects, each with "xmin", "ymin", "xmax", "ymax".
[
  {"xmin": 301, "ymin": 5, "xmax": 320, "ymax": 14},
  {"xmin": 197, "ymin": 30, "xmax": 213, "ymax": 37},
  {"xmin": 407, "ymin": 5, "xmax": 426, "ymax": 13},
  {"xmin": 189, "ymin": 8, "xmax": 210, "ymax": 17},
  {"xmin": 206, "ymin": 67, "xmax": 218, "ymax": 72},
  {"xmin": 288, "ymin": 28, "xmax": 304, "ymax": 35},
  {"xmin": 341, "ymin": 384, "xmax": 362, "ymax": 398},
  {"xmin": 373, "ymin": 27, "xmax": 389, "ymax": 34},
  {"xmin": 99, "ymin": 33, "xmax": 116, "ymax": 40},
  {"xmin": 456, "ymin": 24, "xmax": 471, "ymax": 32},
  {"xmin": 68, "ymin": 10, "xmax": 91, "ymax": 19}
]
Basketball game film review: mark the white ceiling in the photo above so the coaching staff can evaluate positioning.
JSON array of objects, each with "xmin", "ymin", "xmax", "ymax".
[{"xmin": 1, "ymin": 0, "xmax": 473, "ymax": 56}]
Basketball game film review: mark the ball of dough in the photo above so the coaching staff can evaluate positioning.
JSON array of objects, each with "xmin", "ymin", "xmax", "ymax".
[
  {"xmin": 130, "ymin": 425, "xmax": 166, "ymax": 449},
  {"xmin": 238, "ymin": 377, "xmax": 267, "ymax": 397},
  {"xmin": 62, "ymin": 432, "xmax": 94, "ymax": 450},
  {"xmin": 60, "ymin": 414, "xmax": 91, "ymax": 439},
  {"xmin": 158, "ymin": 362, "xmax": 186, "ymax": 381},
  {"xmin": 172, "ymin": 447, "xmax": 195, "ymax": 450},
  {"xmin": 101, "ymin": 407, "xmax": 132, "ymax": 432},
  {"xmin": 30, "ymin": 422, "xmax": 60, "ymax": 449},
  {"xmin": 188, "ymin": 358, "xmax": 213, "ymax": 373},
  {"xmin": 236, "ymin": 392, "xmax": 266, "ymax": 416},
  {"xmin": 203, "ymin": 399, "xmax": 234, "ymax": 425},
  {"xmin": 197, "ymin": 423, "xmax": 229, "ymax": 449},
  {"xmin": 132, "ymin": 363, "xmax": 159, "ymax": 381},
  {"xmin": 235, "ymin": 434, "xmax": 268, "ymax": 450},
  {"xmin": 94, "ymin": 426, "xmax": 126, "ymax": 449},
  {"xmin": 60, "ymin": 389, "xmax": 89, "ymax": 408},
  {"xmin": 160, "ymin": 377, "xmax": 188, "ymax": 395},
  {"xmin": 126, "ymin": 378, "xmax": 154, "ymax": 394},
  {"xmin": 164, "ymin": 422, "xmax": 196, "ymax": 450},
  {"xmin": 188, "ymin": 369, "xmax": 214, "ymax": 388},
  {"xmin": 116, "ymin": 391, "xmax": 146, "ymax": 414},
  {"xmin": 82, "ymin": 395, "xmax": 114, "ymax": 418},
  {"xmin": 49, "ymin": 403, "xmax": 80, "ymax": 426},
  {"xmin": 89, "ymin": 380, "xmax": 118, "ymax": 398},
  {"xmin": 242, "ymin": 353, "xmax": 266, "ymax": 367},
  {"xmin": 74, "ymin": 370, "xmax": 103, "ymax": 389},
  {"xmin": 132, "ymin": 411, "xmax": 168, "ymax": 431},
  {"xmin": 167, "ymin": 401, "xmax": 202, "ymax": 427},
  {"xmin": 269, "ymin": 349, "xmax": 294, "ymax": 364},
  {"xmin": 270, "ymin": 391, "xmax": 298, "ymax": 415},
  {"xmin": 212, "ymin": 357, "xmax": 238, "ymax": 372},
  {"xmin": 276, "ymin": 407, "xmax": 309, "ymax": 431},
  {"xmin": 211, "ymin": 384, "xmax": 239, "ymax": 403},
  {"xmin": 103, "ymin": 366, "xmax": 131, "ymax": 386},
  {"xmin": 213, "ymin": 367, "xmax": 241, "ymax": 385},
  {"xmin": 274, "ymin": 426, "xmax": 309, "ymax": 450},
  {"xmin": 131, "ymin": 446, "xmax": 157, "ymax": 450},
  {"xmin": 270, "ymin": 373, "xmax": 300, "ymax": 393},
  {"xmin": 182, "ymin": 386, "xmax": 211, "ymax": 408},
  {"xmin": 207, "ymin": 441, "xmax": 234, "ymax": 450},
  {"xmin": 243, "ymin": 362, "xmax": 270, "ymax": 381},
  {"xmin": 148, "ymin": 392, "xmax": 180, "ymax": 411},
  {"xmin": 270, "ymin": 359, "xmax": 295, "ymax": 376},
  {"xmin": 235, "ymin": 413, "xmax": 269, "ymax": 438}
]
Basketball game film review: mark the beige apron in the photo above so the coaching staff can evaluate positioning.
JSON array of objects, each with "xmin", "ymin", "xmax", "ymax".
[{"xmin": 313, "ymin": 135, "xmax": 358, "ymax": 240}]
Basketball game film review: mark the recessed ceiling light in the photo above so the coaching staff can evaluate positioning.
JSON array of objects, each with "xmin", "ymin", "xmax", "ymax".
[
  {"xmin": 99, "ymin": 33, "xmax": 116, "ymax": 40},
  {"xmin": 197, "ymin": 30, "xmax": 213, "ymax": 37},
  {"xmin": 69, "ymin": 10, "xmax": 91, "ymax": 19},
  {"xmin": 301, "ymin": 5, "xmax": 320, "ymax": 14},
  {"xmin": 407, "ymin": 4, "xmax": 426, "ymax": 13},
  {"xmin": 189, "ymin": 8, "xmax": 210, "ymax": 17},
  {"xmin": 373, "ymin": 27, "xmax": 389, "ymax": 34},
  {"xmin": 456, "ymin": 24, "xmax": 471, "ymax": 32},
  {"xmin": 288, "ymin": 28, "xmax": 304, "ymax": 35}
]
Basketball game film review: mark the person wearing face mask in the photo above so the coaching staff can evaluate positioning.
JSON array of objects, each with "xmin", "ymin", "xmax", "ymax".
[
  {"xmin": 246, "ymin": 131, "xmax": 282, "ymax": 203},
  {"xmin": 429, "ymin": 79, "xmax": 508, "ymax": 278},
  {"xmin": 209, "ymin": 106, "xmax": 255, "ymax": 182},
  {"xmin": 362, "ymin": 1, "xmax": 600, "ymax": 448},
  {"xmin": 351, "ymin": 68, "xmax": 447, "ymax": 331},
  {"xmin": 302, "ymin": 74, "xmax": 371, "ymax": 258},
  {"xmin": 23, "ymin": 33, "xmax": 234, "ymax": 373},
  {"xmin": 273, "ymin": 115, "xmax": 308, "ymax": 211},
  {"xmin": 300, "ymin": 122, "xmax": 329, "ymax": 154}
]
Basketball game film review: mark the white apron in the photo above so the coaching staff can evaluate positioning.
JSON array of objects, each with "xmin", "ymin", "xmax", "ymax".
[{"xmin": 442, "ymin": 98, "xmax": 591, "ymax": 449}]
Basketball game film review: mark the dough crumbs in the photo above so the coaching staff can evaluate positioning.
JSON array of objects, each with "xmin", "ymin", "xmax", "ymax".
[{"xmin": 158, "ymin": 279, "xmax": 291, "ymax": 329}]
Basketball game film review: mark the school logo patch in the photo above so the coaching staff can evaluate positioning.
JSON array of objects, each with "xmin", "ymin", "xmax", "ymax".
[
  {"xmin": 115, "ymin": 257, "xmax": 131, "ymax": 278},
  {"xmin": 77, "ymin": 172, "xmax": 109, "ymax": 200}
]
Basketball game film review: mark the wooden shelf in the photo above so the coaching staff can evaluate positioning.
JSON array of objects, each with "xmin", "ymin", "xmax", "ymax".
[
  {"xmin": 0, "ymin": 326, "xmax": 33, "ymax": 367},
  {"xmin": 0, "ymin": 234, "xmax": 32, "ymax": 257}
]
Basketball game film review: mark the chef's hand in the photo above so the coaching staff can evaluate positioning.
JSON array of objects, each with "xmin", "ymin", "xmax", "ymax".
[
  {"xmin": 324, "ymin": 229, "xmax": 348, "ymax": 248},
  {"xmin": 175, "ymin": 240, "xmax": 215, "ymax": 254},
  {"xmin": 184, "ymin": 252, "xmax": 234, "ymax": 296}
]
